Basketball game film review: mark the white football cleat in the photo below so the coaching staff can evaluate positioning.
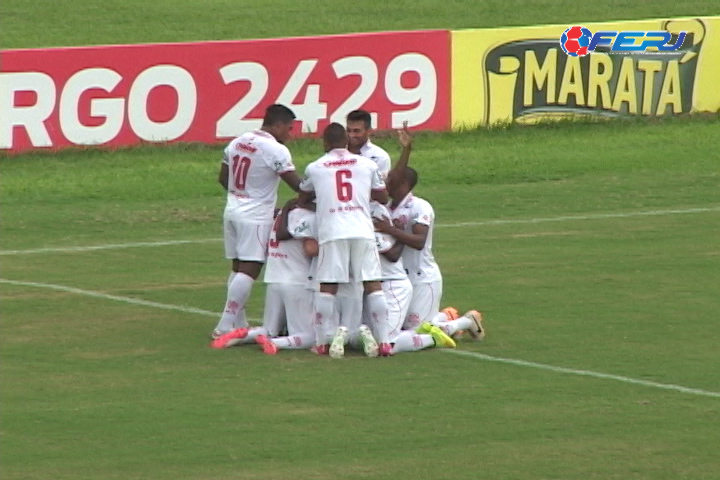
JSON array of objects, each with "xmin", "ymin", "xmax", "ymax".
[
  {"xmin": 463, "ymin": 310, "xmax": 486, "ymax": 341},
  {"xmin": 329, "ymin": 326, "xmax": 348, "ymax": 359},
  {"xmin": 358, "ymin": 325, "xmax": 379, "ymax": 358}
]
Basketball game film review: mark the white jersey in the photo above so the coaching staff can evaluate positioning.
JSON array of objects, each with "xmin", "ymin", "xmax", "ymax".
[
  {"xmin": 222, "ymin": 130, "xmax": 295, "ymax": 223},
  {"xmin": 299, "ymin": 148, "xmax": 385, "ymax": 244},
  {"xmin": 390, "ymin": 193, "xmax": 442, "ymax": 284},
  {"xmin": 360, "ymin": 140, "xmax": 391, "ymax": 179},
  {"xmin": 263, "ymin": 209, "xmax": 313, "ymax": 285},
  {"xmin": 371, "ymin": 202, "xmax": 407, "ymax": 281},
  {"xmin": 288, "ymin": 208, "xmax": 319, "ymax": 290}
]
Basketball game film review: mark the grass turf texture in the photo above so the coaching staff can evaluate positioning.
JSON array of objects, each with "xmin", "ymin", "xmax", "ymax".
[
  {"xmin": 1, "ymin": 0, "xmax": 718, "ymax": 48},
  {"xmin": 2, "ymin": 1, "xmax": 720, "ymax": 479}
]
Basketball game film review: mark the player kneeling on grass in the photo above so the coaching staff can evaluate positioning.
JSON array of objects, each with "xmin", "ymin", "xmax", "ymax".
[
  {"xmin": 334, "ymin": 202, "xmax": 457, "ymax": 356},
  {"xmin": 211, "ymin": 199, "xmax": 317, "ymax": 352}
]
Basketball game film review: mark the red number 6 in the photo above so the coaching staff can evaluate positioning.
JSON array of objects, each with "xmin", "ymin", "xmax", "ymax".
[{"xmin": 335, "ymin": 169, "xmax": 353, "ymax": 202}]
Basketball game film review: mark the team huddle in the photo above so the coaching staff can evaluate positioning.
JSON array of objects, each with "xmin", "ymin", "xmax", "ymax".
[{"xmin": 209, "ymin": 105, "xmax": 485, "ymax": 357}]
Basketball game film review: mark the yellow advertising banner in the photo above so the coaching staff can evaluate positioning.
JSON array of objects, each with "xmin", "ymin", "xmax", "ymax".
[{"xmin": 451, "ymin": 17, "xmax": 720, "ymax": 127}]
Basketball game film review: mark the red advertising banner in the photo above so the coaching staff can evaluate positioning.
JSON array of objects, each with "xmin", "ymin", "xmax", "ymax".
[{"xmin": 0, "ymin": 30, "xmax": 450, "ymax": 152}]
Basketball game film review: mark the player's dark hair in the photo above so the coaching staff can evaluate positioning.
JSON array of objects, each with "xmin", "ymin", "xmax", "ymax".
[
  {"xmin": 323, "ymin": 122, "xmax": 348, "ymax": 148},
  {"xmin": 263, "ymin": 104, "xmax": 296, "ymax": 126},
  {"xmin": 403, "ymin": 166, "xmax": 418, "ymax": 190},
  {"xmin": 346, "ymin": 110, "xmax": 372, "ymax": 129}
]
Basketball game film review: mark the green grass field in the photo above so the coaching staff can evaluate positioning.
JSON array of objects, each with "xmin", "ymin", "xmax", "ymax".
[{"xmin": 2, "ymin": 1, "xmax": 720, "ymax": 479}]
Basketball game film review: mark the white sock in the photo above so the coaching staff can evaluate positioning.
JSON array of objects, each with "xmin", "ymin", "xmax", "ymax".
[
  {"xmin": 214, "ymin": 272, "xmax": 253, "ymax": 332},
  {"xmin": 225, "ymin": 326, "xmax": 267, "ymax": 347},
  {"xmin": 391, "ymin": 331, "xmax": 435, "ymax": 354},
  {"xmin": 439, "ymin": 317, "xmax": 473, "ymax": 336},
  {"xmin": 366, "ymin": 290, "xmax": 390, "ymax": 343},
  {"xmin": 227, "ymin": 271, "xmax": 238, "ymax": 289},
  {"xmin": 430, "ymin": 311, "xmax": 450, "ymax": 324},
  {"xmin": 271, "ymin": 333, "xmax": 314, "ymax": 350},
  {"xmin": 314, "ymin": 292, "xmax": 336, "ymax": 346}
]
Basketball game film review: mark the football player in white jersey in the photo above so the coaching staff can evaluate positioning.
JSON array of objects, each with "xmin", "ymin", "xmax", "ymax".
[
  {"xmin": 211, "ymin": 200, "xmax": 318, "ymax": 352},
  {"xmin": 298, "ymin": 123, "xmax": 393, "ymax": 357},
  {"xmin": 346, "ymin": 110, "xmax": 391, "ymax": 179},
  {"xmin": 211, "ymin": 104, "xmax": 304, "ymax": 339},
  {"xmin": 375, "ymin": 167, "xmax": 486, "ymax": 340},
  {"xmin": 370, "ymin": 204, "xmax": 456, "ymax": 354}
]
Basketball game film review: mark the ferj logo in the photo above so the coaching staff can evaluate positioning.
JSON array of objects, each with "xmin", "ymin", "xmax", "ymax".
[
  {"xmin": 559, "ymin": 25, "xmax": 687, "ymax": 56},
  {"xmin": 480, "ymin": 19, "xmax": 706, "ymax": 124}
]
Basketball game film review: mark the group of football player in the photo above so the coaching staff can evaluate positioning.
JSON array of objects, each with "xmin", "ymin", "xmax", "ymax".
[{"xmin": 209, "ymin": 104, "xmax": 484, "ymax": 357}]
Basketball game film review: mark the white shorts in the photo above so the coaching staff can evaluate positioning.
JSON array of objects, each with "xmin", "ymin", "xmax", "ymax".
[
  {"xmin": 404, "ymin": 280, "xmax": 443, "ymax": 329},
  {"xmin": 316, "ymin": 239, "xmax": 382, "ymax": 283},
  {"xmin": 382, "ymin": 278, "xmax": 413, "ymax": 342},
  {"xmin": 263, "ymin": 283, "xmax": 314, "ymax": 337},
  {"xmin": 223, "ymin": 218, "xmax": 272, "ymax": 262}
]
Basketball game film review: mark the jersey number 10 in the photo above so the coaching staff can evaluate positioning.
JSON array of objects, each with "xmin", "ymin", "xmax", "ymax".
[
  {"xmin": 335, "ymin": 169, "xmax": 352, "ymax": 202},
  {"xmin": 232, "ymin": 155, "xmax": 251, "ymax": 190}
]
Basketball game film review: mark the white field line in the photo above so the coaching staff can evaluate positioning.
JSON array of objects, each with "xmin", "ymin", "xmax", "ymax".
[
  {"xmin": 0, "ymin": 278, "xmax": 218, "ymax": 318},
  {"xmin": 442, "ymin": 350, "xmax": 720, "ymax": 399},
  {"xmin": 2, "ymin": 205, "xmax": 719, "ymax": 256},
  {"xmin": 3, "ymin": 277, "xmax": 719, "ymax": 399}
]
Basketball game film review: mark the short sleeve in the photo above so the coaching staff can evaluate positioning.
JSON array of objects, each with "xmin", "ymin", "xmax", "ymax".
[
  {"xmin": 370, "ymin": 201, "xmax": 390, "ymax": 221},
  {"xmin": 376, "ymin": 153, "xmax": 391, "ymax": 179},
  {"xmin": 271, "ymin": 146, "xmax": 295, "ymax": 174},
  {"xmin": 299, "ymin": 164, "xmax": 315, "ymax": 192},
  {"xmin": 290, "ymin": 210, "xmax": 316, "ymax": 239},
  {"xmin": 222, "ymin": 146, "xmax": 231, "ymax": 165},
  {"xmin": 370, "ymin": 164, "xmax": 386, "ymax": 191},
  {"xmin": 412, "ymin": 201, "xmax": 434, "ymax": 226}
]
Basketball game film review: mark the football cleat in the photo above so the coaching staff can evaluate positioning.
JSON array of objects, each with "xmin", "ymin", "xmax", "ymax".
[
  {"xmin": 358, "ymin": 324, "xmax": 379, "ymax": 358},
  {"xmin": 379, "ymin": 343, "xmax": 393, "ymax": 357},
  {"xmin": 310, "ymin": 344, "xmax": 329, "ymax": 355},
  {"xmin": 463, "ymin": 310, "xmax": 486, "ymax": 341},
  {"xmin": 415, "ymin": 322, "xmax": 433, "ymax": 334},
  {"xmin": 425, "ymin": 323, "xmax": 456, "ymax": 348},
  {"xmin": 255, "ymin": 334, "xmax": 278, "ymax": 355},
  {"xmin": 210, "ymin": 327, "xmax": 249, "ymax": 349},
  {"xmin": 329, "ymin": 326, "xmax": 348, "ymax": 359},
  {"xmin": 441, "ymin": 306, "xmax": 459, "ymax": 321},
  {"xmin": 210, "ymin": 329, "xmax": 230, "ymax": 340}
]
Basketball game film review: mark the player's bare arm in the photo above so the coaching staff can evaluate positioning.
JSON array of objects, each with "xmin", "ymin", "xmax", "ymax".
[
  {"xmin": 374, "ymin": 217, "xmax": 428, "ymax": 250},
  {"xmin": 371, "ymin": 187, "xmax": 389, "ymax": 205},
  {"xmin": 275, "ymin": 198, "xmax": 298, "ymax": 241},
  {"xmin": 298, "ymin": 188, "xmax": 315, "ymax": 206},
  {"xmin": 280, "ymin": 170, "xmax": 303, "ymax": 192},
  {"xmin": 392, "ymin": 121, "xmax": 412, "ymax": 173},
  {"xmin": 381, "ymin": 241, "xmax": 405, "ymax": 263},
  {"xmin": 218, "ymin": 162, "xmax": 229, "ymax": 191}
]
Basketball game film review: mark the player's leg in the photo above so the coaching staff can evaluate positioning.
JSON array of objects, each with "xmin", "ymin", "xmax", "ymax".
[
  {"xmin": 330, "ymin": 283, "xmax": 363, "ymax": 358},
  {"xmin": 314, "ymin": 240, "xmax": 348, "ymax": 354},
  {"xmin": 403, "ymin": 279, "xmax": 443, "ymax": 330},
  {"xmin": 384, "ymin": 278, "xmax": 413, "ymax": 343},
  {"xmin": 261, "ymin": 283, "xmax": 287, "ymax": 337},
  {"xmin": 390, "ymin": 325, "xmax": 455, "ymax": 354},
  {"xmin": 212, "ymin": 220, "xmax": 271, "ymax": 336},
  {"xmin": 434, "ymin": 310, "xmax": 486, "ymax": 340},
  {"xmin": 257, "ymin": 284, "xmax": 316, "ymax": 354},
  {"xmin": 355, "ymin": 239, "xmax": 391, "ymax": 356}
]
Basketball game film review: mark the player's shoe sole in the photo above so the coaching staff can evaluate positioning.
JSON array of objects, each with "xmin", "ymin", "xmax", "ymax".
[
  {"xmin": 464, "ymin": 310, "xmax": 486, "ymax": 341},
  {"xmin": 329, "ymin": 326, "xmax": 348, "ymax": 359},
  {"xmin": 210, "ymin": 327, "xmax": 249, "ymax": 349},
  {"xmin": 255, "ymin": 334, "xmax": 278, "ymax": 355},
  {"xmin": 358, "ymin": 325, "xmax": 379, "ymax": 358}
]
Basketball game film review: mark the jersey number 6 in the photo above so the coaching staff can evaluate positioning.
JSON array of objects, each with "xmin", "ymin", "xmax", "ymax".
[{"xmin": 335, "ymin": 169, "xmax": 353, "ymax": 202}]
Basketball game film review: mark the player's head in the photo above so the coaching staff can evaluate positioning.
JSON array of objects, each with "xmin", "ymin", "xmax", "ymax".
[
  {"xmin": 323, "ymin": 122, "xmax": 348, "ymax": 152},
  {"xmin": 390, "ymin": 166, "xmax": 418, "ymax": 199},
  {"xmin": 262, "ymin": 104, "xmax": 296, "ymax": 143},
  {"xmin": 346, "ymin": 110, "xmax": 372, "ymax": 151}
]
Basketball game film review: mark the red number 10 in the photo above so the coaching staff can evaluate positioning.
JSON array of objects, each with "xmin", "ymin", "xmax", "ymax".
[
  {"xmin": 335, "ymin": 169, "xmax": 353, "ymax": 202},
  {"xmin": 232, "ymin": 155, "xmax": 251, "ymax": 190}
]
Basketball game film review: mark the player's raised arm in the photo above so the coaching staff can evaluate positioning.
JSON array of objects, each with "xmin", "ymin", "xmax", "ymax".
[{"xmin": 392, "ymin": 121, "xmax": 413, "ymax": 173}]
